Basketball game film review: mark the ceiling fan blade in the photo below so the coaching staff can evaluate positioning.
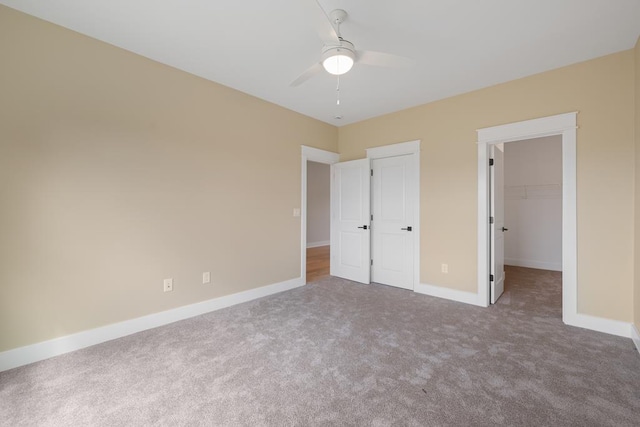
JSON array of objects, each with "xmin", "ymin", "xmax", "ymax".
[
  {"xmin": 357, "ymin": 50, "xmax": 413, "ymax": 68},
  {"xmin": 290, "ymin": 62, "xmax": 324, "ymax": 87}
]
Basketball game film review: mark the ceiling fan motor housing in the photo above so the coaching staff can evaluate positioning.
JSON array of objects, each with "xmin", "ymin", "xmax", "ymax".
[{"xmin": 322, "ymin": 40, "xmax": 355, "ymax": 60}]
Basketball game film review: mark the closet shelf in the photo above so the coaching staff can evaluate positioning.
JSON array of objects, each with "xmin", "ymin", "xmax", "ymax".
[{"xmin": 505, "ymin": 184, "xmax": 561, "ymax": 199}]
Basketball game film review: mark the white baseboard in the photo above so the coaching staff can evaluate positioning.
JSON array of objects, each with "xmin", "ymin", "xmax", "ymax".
[
  {"xmin": 415, "ymin": 284, "xmax": 633, "ymax": 341},
  {"xmin": 632, "ymin": 324, "xmax": 640, "ymax": 356},
  {"xmin": 415, "ymin": 284, "xmax": 634, "ymax": 340},
  {"xmin": 415, "ymin": 283, "xmax": 482, "ymax": 306},
  {"xmin": 564, "ymin": 313, "xmax": 632, "ymax": 338},
  {"xmin": 0, "ymin": 276, "xmax": 304, "ymax": 373},
  {"xmin": 504, "ymin": 258, "xmax": 562, "ymax": 271},
  {"xmin": 307, "ymin": 240, "xmax": 330, "ymax": 248}
]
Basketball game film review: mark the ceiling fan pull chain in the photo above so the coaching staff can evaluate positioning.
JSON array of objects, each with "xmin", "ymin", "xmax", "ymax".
[{"xmin": 334, "ymin": 76, "xmax": 342, "ymax": 120}]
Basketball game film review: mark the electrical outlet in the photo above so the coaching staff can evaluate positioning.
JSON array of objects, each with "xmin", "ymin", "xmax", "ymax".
[
  {"xmin": 441, "ymin": 264, "xmax": 449, "ymax": 274},
  {"xmin": 293, "ymin": 208, "xmax": 301, "ymax": 217},
  {"xmin": 203, "ymin": 272, "xmax": 211, "ymax": 284},
  {"xmin": 163, "ymin": 278, "xmax": 173, "ymax": 292}
]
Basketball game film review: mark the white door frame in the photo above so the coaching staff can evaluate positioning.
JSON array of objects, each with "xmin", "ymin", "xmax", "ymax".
[
  {"xmin": 366, "ymin": 140, "xmax": 421, "ymax": 291},
  {"xmin": 301, "ymin": 146, "xmax": 340, "ymax": 283},
  {"xmin": 477, "ymin": 112, "xmax": 577, "ymax": 325}
]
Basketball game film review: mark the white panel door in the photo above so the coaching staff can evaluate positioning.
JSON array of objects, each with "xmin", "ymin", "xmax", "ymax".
[
  {"xmin": 490, "ymin": 144, "xmax": 505, "ymax": 303},
  {"xmin": 371, "ymin": 155, "xmax": 414, "ymax": 290},
  {"xmin": 330, "ymin": 158, "xmax": 371, "ymax": 284}
]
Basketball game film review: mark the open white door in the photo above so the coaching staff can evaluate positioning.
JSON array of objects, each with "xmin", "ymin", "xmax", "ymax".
[
  {"xmin": 371, "ymin": 154, "xmax": 415, "ymax": 290},
  {"xmin": 490, "ymin": 144, "xmax": 505, "ymax": 303},
  {"xmin": 330, "ymin": 158, "xmax": 371, "ymax": 284}
]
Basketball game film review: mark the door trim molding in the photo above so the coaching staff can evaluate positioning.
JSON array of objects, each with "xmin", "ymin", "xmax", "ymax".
[
  {"xmin": 366, "ymin": 140, "xmax": 420, "ymax": 159},
  {"xmin": 301, "ymin": 146, "xmax": 339, "ymax": 283},
  {"xmin": 476, "ymin": 112, "xmax": 578, "ymax": 326},
  {"xmin": 367, "ymin": 140, "xmax": 421, "ymax": 290}
]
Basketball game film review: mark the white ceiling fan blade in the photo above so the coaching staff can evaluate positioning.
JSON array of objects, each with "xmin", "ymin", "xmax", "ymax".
[
  {"xmin": 290, "ymin": 62, "xmax": 324, "ymax": 87},
  {"xmin": 357, "ymin": 50, "xmax": 413, "ymax": 68}
]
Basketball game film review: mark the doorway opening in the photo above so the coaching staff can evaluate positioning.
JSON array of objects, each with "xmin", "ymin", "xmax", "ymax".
[
  {"xmin": 477, "ymin": 112, "xmax": 577, "ymax": 326},
  {"xmin": 493, "ymin": 136, "xmax": 563, "ymax": 313},
  {"xmin": 301, "ymin": 146, "xmax": 339, "ymax": 284},
  {"xmin": 504, "ymin": 137, "xmax": 563, "ymax": 271},
  {"xmin": 306, "ymin": 161, "xmax": 331, "ymax": 282}
]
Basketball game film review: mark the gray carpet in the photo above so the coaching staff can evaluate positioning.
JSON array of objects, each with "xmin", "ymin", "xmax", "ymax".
[{"xmin": 1, "ymin": 267, "xmax": 639, "ymax": 426}]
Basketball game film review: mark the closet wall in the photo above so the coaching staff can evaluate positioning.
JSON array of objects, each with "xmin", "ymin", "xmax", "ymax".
[{"xmin": 504, "ymin": 136, "xmax": 563, "ymax": 271}]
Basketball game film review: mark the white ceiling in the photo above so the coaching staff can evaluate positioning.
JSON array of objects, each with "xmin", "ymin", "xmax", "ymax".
[{"xmin": 2, "ymin": 0, "xmax": 640, "ymax": 126}]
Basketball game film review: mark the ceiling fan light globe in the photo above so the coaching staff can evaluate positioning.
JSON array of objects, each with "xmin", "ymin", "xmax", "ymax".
[
  {"xmin": 323, "ymin": 54, "xmax": 354, "ymax": 75},
  {"xmin": 321, "ymin": 44, "xmax": 355, "ymax": 75}
]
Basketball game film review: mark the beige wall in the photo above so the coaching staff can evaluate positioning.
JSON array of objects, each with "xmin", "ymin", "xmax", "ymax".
[
  {"xmin": 0, "ymin": 6, "xmax": 338, "ymax": 352},
  {"xmin": 339, "ymin": 50, "xmax": 636, "ymax": 322},
  {"xmin": 635, "ymin": 36, "xmax": 640, "ymax": 332}
]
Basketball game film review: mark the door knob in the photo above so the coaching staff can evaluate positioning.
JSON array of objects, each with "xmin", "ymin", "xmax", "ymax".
[
  {"xmin": 502, "ymin": 227, "xmax": 509, "ymax": 232},
  {"xmin": 401, "ymin": 226, "xmax": 412, "ymax": 231},
  {"xmin": 357, "ymin": 225, "xmax": 368, "ymax": 230}
]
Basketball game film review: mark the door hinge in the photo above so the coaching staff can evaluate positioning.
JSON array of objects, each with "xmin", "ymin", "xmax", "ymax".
[
  {"xmin": 371, "ymin": 214, "xmax": 373, "ymax": 221},
  {"xmin": 371, "ymin": 169, "xmax": 373, "ymax": 176},
  {"xmin": 371, "ymin": 259, "xmax": 373, "ymax": 266},
  {"xmin": 490, "ymin": 274, "xmax": 494, "ymax": 282},
  {"xmin": 490, "ymin": 216, "xmax": 494, "ymax": 224},
  {"xmin": 489, "ymin": 158, "xmax": 494, "ymax": 166}
]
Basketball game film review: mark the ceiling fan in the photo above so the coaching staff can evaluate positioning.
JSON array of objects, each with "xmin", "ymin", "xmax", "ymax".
[{"xmin": 290, "ymin": 4, "xmax": 411, "ymax": 87}]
